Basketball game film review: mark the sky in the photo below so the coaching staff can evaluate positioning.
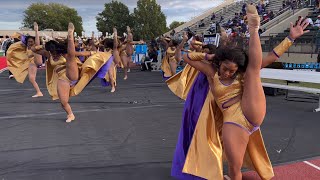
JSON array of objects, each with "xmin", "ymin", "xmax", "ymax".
[{"xmin": 0, "ymin": 0, "xmax": 224, "ymax": 35}]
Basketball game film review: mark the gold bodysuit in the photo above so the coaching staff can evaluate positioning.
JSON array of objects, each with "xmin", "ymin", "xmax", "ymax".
[
  {"xmin": 46, "ymin": 52, "xmax": 113, "ymax": 100},
  {"xmin": 161, "ymin": 47, "xmax": 177, "ymax": 77},
  {"xmin": 170, "ymin": 52, "xmax": 274, "ymax": 180},
  {"xmin": 6, "ymin": 42, "xmax": 35, "ymax": 83},
  {"xmin": 212, "ymin": 72, "xmax": 259, "ymax": 133}
]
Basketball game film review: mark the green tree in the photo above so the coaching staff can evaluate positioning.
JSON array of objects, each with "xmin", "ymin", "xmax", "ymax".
[
  {"xmin": 22, "ymin": 3, "xmax": 83, "ymax": 34},
  {"xmin": 96, "ymin": 1, "xmax": 132, "ymax": 36},
  {"xmin": 133, "ymin": 0, "xmax": 167, "ymax": 40},
  {"xmin": 169, "ymin": 21, "xmax": 185, "ymax": 30}
]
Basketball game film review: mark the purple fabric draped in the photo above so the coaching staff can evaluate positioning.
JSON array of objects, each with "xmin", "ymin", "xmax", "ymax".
[
  {"xmin": 162, "ymin": 71, "xmax": 171, "ymax": 81},
  {"xmin": 98, "ymin": 56, "xmax": 114, "ymax": 87},
  {"xmin": 82, "ymin": 56, "xmax": 114, "ymax": 88},
  {"xmin": 171, "ymin": 72, "xmax": 209, "ymax": 180}
]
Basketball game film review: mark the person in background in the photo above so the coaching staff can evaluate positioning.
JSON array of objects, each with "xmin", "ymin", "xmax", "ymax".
[{"xmin": 5, "ymin": 33, "xmax": 21, "ymax": 79}]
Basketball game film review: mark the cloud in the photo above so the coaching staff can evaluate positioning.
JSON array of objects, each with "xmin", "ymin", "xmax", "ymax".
[{"xmin": 0, "ymin": 0, "xmax": 223, "ymax": 34}]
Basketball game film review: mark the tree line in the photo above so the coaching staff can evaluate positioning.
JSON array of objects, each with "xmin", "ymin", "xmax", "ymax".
[{"xmin": 22, "ymin": 0, "xmax": 184, "ymax": 41}]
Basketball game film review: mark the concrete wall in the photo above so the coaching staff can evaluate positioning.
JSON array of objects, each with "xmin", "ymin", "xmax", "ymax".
[
  {"xmin": 263, "ymin": 52, "xmax": 318, "ymax": 63},
  {"xmin": 261, "ymin": 8, "xmax": 309, "ymax": 36}
]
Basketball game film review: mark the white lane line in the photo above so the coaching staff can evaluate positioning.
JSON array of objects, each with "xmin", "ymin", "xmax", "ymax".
[
  {"xmin": 224, "ymin": 175, "xmax": 231, "ymax": 180},
  {"xmin": 0, "ymin": 104, "xmax": 164, "ymax": 120},
  {"xmin": 89, "ymin": 82, "xmax": 165, "ymax": 88},
  {"xmin": 0, "ymin": 83, "xmax": 165, "ymax": 92},
  {"xmin": 132, "ymin": 83, "xmax": 165, "ymax": 86},
  {"xmin": 303, "ymin": 161, "xmax": 320, "ymax": 171},
  {"xmin": 0, "ymin": 88, "xmax": 46, "ymax": 92}
]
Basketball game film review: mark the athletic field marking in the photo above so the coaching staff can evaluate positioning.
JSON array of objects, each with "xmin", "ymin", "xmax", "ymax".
[
  {"xmin": 0, "ymin": 83, "xmax": 165, "ymax": 92},
  {"xmin": 304, "ymin": 161, "xmax": 320, "ymax": 170},
  {"xmin": 90, "ymin": 82, "xmax": 165, "ymax": 88},
  {"xmin": 0, "ymin": 88, "xmax": 46, "ymax": 92},
  {"xmin": 224, "ymin": 175, "xmax": 231, "ymax": 180},
  {"xmin": 0, "ymin": 104, "xmax": 164, "ymax": 120},
  {"xmin": 132, "ymin": 83, "xmax": 165, "ymax": 86}
]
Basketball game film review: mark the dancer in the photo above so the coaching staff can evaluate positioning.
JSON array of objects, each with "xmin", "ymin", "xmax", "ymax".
[
  {"xmin": 31, "ymin": 23, "xmax": 119, "ymax": 122},
  {"xmin": 66, "ymin": 25, "xmax": 121, "ymax": 94},
  {"xmin": 160, "ymin": 36, "xmax": 179, "ymax": 79},
  {"xmin": 120, "ymin": 26, "xmax": 134, "ymax": 80},
  {"xmin": 6, "ymin": 24, "xmax": 43, "ymax": 97},
  {"xmin": 170, "ymin": 6, "xmax": 310, "ymax": 180}
]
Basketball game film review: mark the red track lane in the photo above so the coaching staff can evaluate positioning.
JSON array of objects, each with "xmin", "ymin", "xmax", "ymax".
[
  {"xmin": 308, "ymin": 158, "xmax": 320, "ymax": 167},
  {"xmin": 0, "ymin": 57, "xmax": 7, "ymax": 71},
  {"xmin": 224, "ymin": 158, "xmax": 320, "ymax": 180}
]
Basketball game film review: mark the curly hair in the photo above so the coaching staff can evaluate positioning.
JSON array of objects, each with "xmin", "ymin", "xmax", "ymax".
[
  {"xmin": 45, "ymin": 40, "xmax": 68, "ymax": 54},
  {"xmin": 213, "ymin": 44, "xmax": 248, "ymax": 73}
]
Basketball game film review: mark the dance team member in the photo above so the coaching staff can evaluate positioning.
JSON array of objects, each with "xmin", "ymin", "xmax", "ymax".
[
  {"xmin": 6, "ymin": 23, "xmax": 43, "ymax": 97},
  {"xmin": 170, "ymin": 5, "xmax": 309, "ymax": 180}
]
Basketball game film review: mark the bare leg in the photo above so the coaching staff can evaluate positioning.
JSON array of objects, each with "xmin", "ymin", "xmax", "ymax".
[
  {"xmin": 28, "ymin": 63, "xmax": 43, "ymax": 97},
  {"xmin": 57, "ymin": 80, "xmax": 75, "ymax": 122},
  {"xmin": 121, "ymin": 55, "xmax": 128, "ymax": 80},
  {"xmin": 223, "ymin": 124, "xmax": 249, "ymax": 180},
  {"xmin": 126, "ymin": 55, "xmax": 131, "ymax": 73},
  {"xmin": 66, "ymin": 22, "xmax": 79, "ymax": 81},
  {"xmin": 108, "ymin": 64, "xmax": 116, "ymax": 93},
  {"xmin": 241, "ymin": 5, "xmax": 266, "ymax": 126}
]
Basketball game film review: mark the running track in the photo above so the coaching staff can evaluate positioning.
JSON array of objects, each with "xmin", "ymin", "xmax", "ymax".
[{"xmin": 0, "ymin": 69, "xmax": 319, "ymax": 180}]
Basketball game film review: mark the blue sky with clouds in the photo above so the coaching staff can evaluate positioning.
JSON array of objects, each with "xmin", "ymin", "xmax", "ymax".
[{"xmin": 0, "ymin": 0, "xmax": 223, "ymax": 34}]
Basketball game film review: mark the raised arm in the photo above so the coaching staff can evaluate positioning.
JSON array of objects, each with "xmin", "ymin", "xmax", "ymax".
[
  {"xmin": 74, "ymin": 51, "xmax": 92, "ymax": 57},
  {"xmin": 160, "ymin": 36, "xmax": 169, "ymax": 50},
  {"xmin": 113, "ymin": 27, "xmax": 121, "ymax": 65},
  {"xmin": 175, "ymin": 32, "xmax": 188, "ymax": 62},
  {"xmin": 31, "ymin": 22, "xmax": 50, "ymax": 58},
  {"xmin": 183, "ymin": 52, "xmax": 215, "ymax": 76},
  {"xmin": 261, "ymin": 17, "xmax": 310, "ymax": 68},
  {"xmin": 33, "ymin": 22, "xmax": 43, "ymax": 65},
  {"xmin": 125, "ymin": 26, "xmax": 134, "ymax": 56}
]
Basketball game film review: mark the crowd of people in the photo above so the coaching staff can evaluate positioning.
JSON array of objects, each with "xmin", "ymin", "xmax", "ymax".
[
  {"xmin": 159, "ymin": 4, "xmax": 311, "ymax": 180},
  {"xmin": 0, "ymin": 0, "xmax": 318, "ymax": 179},
  {"xmin": 2, "ymin": 23, "xmax": 136, "ymax": 123}
]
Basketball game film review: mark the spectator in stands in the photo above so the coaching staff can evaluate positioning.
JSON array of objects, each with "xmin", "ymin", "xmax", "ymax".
[
  {"xmin": 314, "ymin": 15, "xmax": 320, "ymax": 29},
  {"xmin": 198, "ymin": 20, "xmax": 205, "ymax": 28},
  {"xmin": 268, "ymin": 10, "xmax": 275, "ymax": 20},
  {"xmin": 263, "ymin": 13, "xmax": 269, "ymax": 22},
  {"xmin": 282, "ymin": 1, "xmax": 286, "ymax": 9},
  {"xmin": 305, "ymin": 16, "xmax": 314, "ymax": 27},
  {"xmin": 316, "ymin": 0, "xmax": 320, "ymax": 12},
  {"xmin": 211, "ymin": 12, "xmax": 216, "ymax": 21},
  {"xmin": 258, "ymin": 29, "xmax": 263, "ymax": 36},
  {"xmin": 170, "ymin": 29, "xmax": 176, "ymax": 37},
  {"xmin": 220, "ymin": 16, "xmax": 224, "ymax": 23},
  {"xmin": 242, "ymin": 4, "xmax": 246, "ymax": 14},
  {"xmin": 209, "ymin": 22, "xmax": 216, "ymax": 34}
]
